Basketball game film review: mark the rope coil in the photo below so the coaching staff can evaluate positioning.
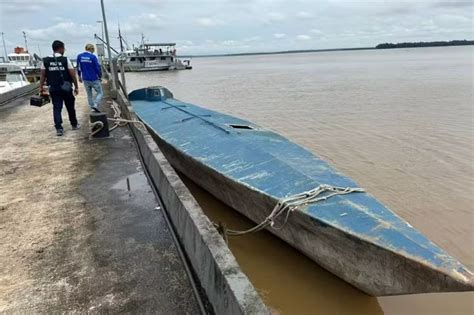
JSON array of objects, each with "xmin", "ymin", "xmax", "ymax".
[
  {"xmin": 90, "ymin": 121, "xmax": 104, "ymax": 136},
  {"xmin": 89, "ymin": 102, "xmax": 145, "ymax": 135},
  {"xmin": 215, "ymin": 184, "xmax": 365, "ymax": 238}
]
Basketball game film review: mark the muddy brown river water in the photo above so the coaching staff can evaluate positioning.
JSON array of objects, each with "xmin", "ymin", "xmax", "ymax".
[{"xmin": 126, "ymin": 46, "xmax": 473, "ymax": 314}]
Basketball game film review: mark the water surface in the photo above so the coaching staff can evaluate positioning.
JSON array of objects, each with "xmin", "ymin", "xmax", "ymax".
[{"xmin": 126, "ymin": 46, "xmax": 474, "ymax": 314}]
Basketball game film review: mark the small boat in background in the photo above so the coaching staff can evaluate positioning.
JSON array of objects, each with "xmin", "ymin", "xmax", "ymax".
[
  {"xmin": 129, "ymin": 86, "xmax": 474, "ymax": 296},
  {"xmin": 0, "ymin": 63, "xmax": 30, "ymax": 94}
]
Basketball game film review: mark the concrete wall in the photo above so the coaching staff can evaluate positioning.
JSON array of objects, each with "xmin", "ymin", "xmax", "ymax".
[
  {"xmin": 0, "ymin": 83, "xmax": 39, "ymax": 106},
  {"xmin": 114, "ymin": 89, "xmax": 269, "ymax": 315}
]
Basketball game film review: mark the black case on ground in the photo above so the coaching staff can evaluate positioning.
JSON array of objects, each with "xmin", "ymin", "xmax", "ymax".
[{"xmin": 30, "ymin": 94, "xmax": 50, "ymax": 107}]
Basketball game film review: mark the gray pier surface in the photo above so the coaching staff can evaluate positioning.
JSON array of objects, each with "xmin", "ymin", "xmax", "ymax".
[{"xmin": 0, "ymin": 86, "xmax": 200, "ymax": 313}]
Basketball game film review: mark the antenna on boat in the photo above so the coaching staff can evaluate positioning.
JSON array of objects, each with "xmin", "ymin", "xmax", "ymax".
[
  {"xmin": 22, "ymin": 31, "xmax": 29, "ymax": 53},
  {"xmin": 118, "ymin": 24, "xmax": 124, "ymax": 52},
  {"xmin": 1, "ymin": 32, "xmax": 7, "ymax": 61}
]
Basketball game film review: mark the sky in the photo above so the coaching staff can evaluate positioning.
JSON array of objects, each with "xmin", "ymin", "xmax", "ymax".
[{"xmin": 0, "ymin": 0, "xmax": 472, "ymax": 58}]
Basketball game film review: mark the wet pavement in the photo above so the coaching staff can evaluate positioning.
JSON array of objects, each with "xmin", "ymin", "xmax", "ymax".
[{"xmin": 0, "ymin": 85, "xmax": 200, "ymax": 313}]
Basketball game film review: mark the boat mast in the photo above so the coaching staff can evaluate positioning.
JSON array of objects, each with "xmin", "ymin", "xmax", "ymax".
[
  {"xmin": 22, "ymin": 31, "xmax": 28, "ymax": 52},
  {"xmin": 1, "ymin": 32, "xmax": 7, "ymax": 61},
  {"xmin": 118, "ymin": 24, "xmax": 124, "ymax": 52}
]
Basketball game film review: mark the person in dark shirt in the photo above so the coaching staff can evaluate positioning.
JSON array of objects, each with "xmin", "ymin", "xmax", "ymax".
[
  {"xmin": 76, "ymin": 44, "xmax": 103, "ymax": 113},
  {"xmin": 39, "ymin": 40, "xmax": 80, "ymax": 136}
]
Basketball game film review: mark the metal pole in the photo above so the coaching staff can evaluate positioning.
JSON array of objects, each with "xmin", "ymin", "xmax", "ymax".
[
  {"xmin": 120, "ymin": 60, "xmax": 127, "ymax": 97},
  {"xmin": 100, "ymin": 0, "xmax": 117, "ymax": 92},
  {"xmin": 1, "ymin": 32, "xmax": 7, "ymax": 61},
  {"xmin": 97, "ymin": 21, "xmax": 104, "ymax": 40}
]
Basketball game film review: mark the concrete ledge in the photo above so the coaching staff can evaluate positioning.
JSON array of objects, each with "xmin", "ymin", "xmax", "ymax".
[
  {"xmin": 114, "ymin": 90, "xmax": 269, "ymax": 315},
  {"xmin": 0, "ymin": 83, "xmax": 39, "ymax": 106}
]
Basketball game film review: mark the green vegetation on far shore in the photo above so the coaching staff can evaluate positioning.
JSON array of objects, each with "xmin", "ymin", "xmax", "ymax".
[{"xmin": 376, "ymin": 40, "xmax": 473, "ymax": 49}]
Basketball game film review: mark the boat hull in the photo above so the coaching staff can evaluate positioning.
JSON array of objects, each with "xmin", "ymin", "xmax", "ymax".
[
  {"xmin": 130, "ymin": 86, "xmax": 474, "ymax": 296},
  {"xmin": 124, "ymin": 64, "xmax": 171, "ymax": 72},
  {"xmin": 124, "ymin": 65, "xmax": 191, "ymax": 72},
  {"xmin": 154, "ymin": 133, "xmax": 473, "ymax": 296}
]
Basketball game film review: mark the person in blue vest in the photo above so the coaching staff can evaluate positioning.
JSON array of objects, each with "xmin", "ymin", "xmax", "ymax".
[
  {"xmin": 76, "ymin": 44, "xmax": 103, "ymax": 113},
  {"xmin": 39, "ymin": 40, "xmax": 80, "ymax": 136}
]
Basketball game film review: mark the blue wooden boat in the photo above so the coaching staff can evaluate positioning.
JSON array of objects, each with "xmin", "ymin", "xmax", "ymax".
[{"xmin": 129, "ymin": 86, "xmax": 473, "ymax": 296}]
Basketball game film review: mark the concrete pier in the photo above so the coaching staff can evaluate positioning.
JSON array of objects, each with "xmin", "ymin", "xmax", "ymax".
[
  {"xmin": 0, "ymin": 78, "xmax": 268, "ymax": 314},
  {"xmin": 0, "ymin": 85, "xmax": 201, "ymax": 313}
]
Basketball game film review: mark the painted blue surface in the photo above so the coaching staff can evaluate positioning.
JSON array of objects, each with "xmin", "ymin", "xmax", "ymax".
[{"xmin": 130, "ymin": 87, "xmax": 469, "ymax": 275}]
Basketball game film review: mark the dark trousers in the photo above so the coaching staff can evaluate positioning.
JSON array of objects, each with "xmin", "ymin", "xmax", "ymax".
[{"xmin": 50, "ymin": 90, "xmax": 77, "ymax": 130}]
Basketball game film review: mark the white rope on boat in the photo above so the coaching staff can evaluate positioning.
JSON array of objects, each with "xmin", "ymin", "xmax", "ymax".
[
  {"xmin": 109, "ymin": 102, "xmax": 145, "ymax": 129},
  {"xmin": 108, "ymin": 117, "xmax": 145, "ymax": 127},
  {"xmin": 216, "ymin": 184, "xmax": 365, "ymax": 237}
]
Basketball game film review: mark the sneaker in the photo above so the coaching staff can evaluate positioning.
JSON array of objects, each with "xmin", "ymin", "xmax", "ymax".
[
  {"xmin": 56, "ymin": 128, "xmax": 64, "ymax": 136},
  {"xmin": 91, "ymin": 106, "xmax": 101, "ymax": 113},
  {"xmin": 72, "ymin": 123, "xmax": 80, "ymax": 130}
]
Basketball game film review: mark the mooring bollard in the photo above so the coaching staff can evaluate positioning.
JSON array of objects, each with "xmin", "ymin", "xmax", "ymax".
[{"xmin": 90, "ymin": 112, "xmax": 110, "ymax": 138}]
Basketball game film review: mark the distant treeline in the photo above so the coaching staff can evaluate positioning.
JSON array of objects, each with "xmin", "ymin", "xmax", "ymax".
[{"xmin": 376, "ymin": 40, "xmax": 473, "ymax": 49}]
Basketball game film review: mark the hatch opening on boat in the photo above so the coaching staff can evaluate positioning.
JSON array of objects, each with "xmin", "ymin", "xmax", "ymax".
[{"xmin": 228, "ymin": 124, "xmax": 254, "ymax": 130}]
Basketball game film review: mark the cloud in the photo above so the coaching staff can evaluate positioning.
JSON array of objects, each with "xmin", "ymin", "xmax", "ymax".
[
  {"xmin": 122, "ymin": 13, "xmax": 165, "ymax": 35},
  {"xmin": 221, "ymin": 40, "xmax": 240, "ymax": 46},
  {"xmin": 432, "ymin": 0, "xmax": 474, "ymax": 8},
  {"xmin": 273, "ymin": 33, "xmax": 287, "ymax": 39},
  {"xmin": 243, "ymin": 36, "xmax": 261, "ymax": 42},
  {"xmin": 25, "ymin": 22, "xmax": 95, "ymax": 43},
  {"xmin": 1, "ymin": 0, "xmax": 472, "ymax": 56},
  {"xmin": 196, "ymin": 17, "xmax": 222, "ymax": 27},
  {"xmin": 296, "ymin": 11, "xmax": 314, "ymax": 19},
  {"xmin": 296, "ymin": 34, "xmax": 312, "ymax": 40},
  {"xmin": 262, "ymin": 12, "xmax": 286, "ymax": 24},
  {"xmin": 310, "ymin": 29, "xmax": 325, "ymax": 37},
  {"xmin": 1, "ymin": 0, "xmax": 60, "ymax": 14},
  {"xmin": 19, "ymin": 21, "xmax": 96, "ymax": 56},
  {"xmin": 178, "ymin": 40, "xmax": 194, "ymax": 46}
]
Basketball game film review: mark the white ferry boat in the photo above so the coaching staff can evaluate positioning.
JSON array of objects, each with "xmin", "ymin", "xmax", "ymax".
[{"xmin": 119, "ymin": 43, "xmax": 191, "ymax": 72}]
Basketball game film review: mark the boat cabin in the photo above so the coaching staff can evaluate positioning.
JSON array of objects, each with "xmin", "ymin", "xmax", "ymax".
[
  {"xmin": 8, "ymin": 53, "xmax": 32, "ymax": 68},
  {"xmin": 119, "ymin": 43, "xmax": 189, "ymax": 71},
  {"xmin": 7, "ymin": 47, "xmax": 34, "ymax": 68}
]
